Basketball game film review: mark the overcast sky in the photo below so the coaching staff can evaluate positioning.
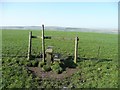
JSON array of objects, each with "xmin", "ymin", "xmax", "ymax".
[{"xmin": 0, "ymin": 0, "xmax": 118, "ymax": 29}]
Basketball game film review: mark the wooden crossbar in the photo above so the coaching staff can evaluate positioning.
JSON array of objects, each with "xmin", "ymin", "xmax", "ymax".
[
  {"xmin": 31, "ymin": 36, "xmax": 41, "ymax": 38},
  {"xmin": 31, "ymin": 36, "xmax": 51, "ymax": 39}
]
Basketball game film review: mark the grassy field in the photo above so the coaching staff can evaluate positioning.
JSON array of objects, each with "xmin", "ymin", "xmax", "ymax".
[{"xmin": 2, "ymin": 30, "xmax": 118, "ymax": 88}]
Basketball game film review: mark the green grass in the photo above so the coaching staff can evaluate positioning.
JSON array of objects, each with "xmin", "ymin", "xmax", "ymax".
[{"xmin": 2, "ymin": 30, "xmax": 118, "ymax": 88}]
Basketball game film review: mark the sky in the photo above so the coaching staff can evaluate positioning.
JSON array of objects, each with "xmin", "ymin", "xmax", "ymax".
[{"xmin": 0, "ymin": 1, "xmax": 118, "ymax": 29}]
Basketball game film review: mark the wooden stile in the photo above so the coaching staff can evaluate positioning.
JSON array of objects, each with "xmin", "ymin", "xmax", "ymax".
[
  {"xmin": 27, "ymin": 24, "xmax": 51, "ymax": 61},
  {"xmin": 27, "ymin": 24, "xmax": 78, "ymax": 65}
]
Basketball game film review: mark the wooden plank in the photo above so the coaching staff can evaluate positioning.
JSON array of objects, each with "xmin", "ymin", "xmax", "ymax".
[
  {"xmin": 44, "ymin": 36, "xmax": 51, "ymax": 39},
  {"xmin": 42, "ymin": 24, "xmax": 45, "ymax": 62},
  {"xmin": 31, "ymin": 36, "xmax": 41, "ymax": 38},
  {"xmin": 27, "ymin": 31, "xmax": 32, "ymax": 60},
  {"xmin": 74, "ymin": 37, "xmax": 79, "ymax": 63}
]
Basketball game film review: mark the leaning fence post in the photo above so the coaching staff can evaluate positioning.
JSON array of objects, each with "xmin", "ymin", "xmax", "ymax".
[
  {"xmin": 74, "ymin": 37, "xmax": 79, "ymax": 63},
  {"xmin": 42, "ymin": 24, "xmax": 45, "ymax": 62},
  {"xmin": 27, "ymin": 31, "xmax": 32, "ymax": 60}
]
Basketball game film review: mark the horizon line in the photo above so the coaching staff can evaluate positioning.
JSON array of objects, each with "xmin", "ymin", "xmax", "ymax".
[{"xmin": 0, "ymin": 25, "xmax": 118, "ymax": 29}]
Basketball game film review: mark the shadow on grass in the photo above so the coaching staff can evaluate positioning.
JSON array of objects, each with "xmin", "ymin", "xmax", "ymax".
[
  {"xmin": 29, "ymin": 55, "xmax": 42, "ymax": 60},
  {"xmin": 3, "ymin": 54, "xmax": 112, "ymax": 63},
  {"xmin": 77, "ymin": 57, "xmax": 112, "ymax": 63},
  {"xmin": 60, "ymin": 56, "xmax": 77, "ymax": 71},
  {"xmin": 60, "ymin": 55, "xmax": 112, "ymax": 71}
]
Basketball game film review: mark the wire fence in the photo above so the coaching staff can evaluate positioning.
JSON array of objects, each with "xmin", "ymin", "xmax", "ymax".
[
  {"xmin": 2, "ymin": 31, "xmax": 79, "ymax": 59},
  {"xmin": 2, "ymin": 30, "xmax": 113, "ymax": 60}
]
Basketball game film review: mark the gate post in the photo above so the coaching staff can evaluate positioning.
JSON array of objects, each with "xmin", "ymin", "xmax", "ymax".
[
  {"xmin": 74, "ymin": 37, "xmax": 79, "ymax": 63},
  {"xmin": 27, "ymin": 31, "xmax": 32, "ymax": 60},
  {"xmin": 42, "ymin": 24, "xmax": 45, "ymax": 62}
]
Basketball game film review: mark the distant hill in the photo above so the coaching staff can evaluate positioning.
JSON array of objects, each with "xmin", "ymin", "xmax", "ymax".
[{"xmin": 0, "ymin": 26, "xmax": 118, "ymax": 34}]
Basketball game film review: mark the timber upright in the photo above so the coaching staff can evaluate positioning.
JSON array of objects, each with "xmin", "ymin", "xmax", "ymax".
[
  {"xmin": 41, "ymin": 24, "xmax": 51, "ymax": 63},
  {"xmin": 74, "ymin": 37, "xmax": 79, "ymax": 63},
  {"xmin": 42, "ymin": 24, "xmax": 45, "ymax": 62},
  {"xmin": 27, "ymin": 31, "xmax": 32, "ymax": 60}
]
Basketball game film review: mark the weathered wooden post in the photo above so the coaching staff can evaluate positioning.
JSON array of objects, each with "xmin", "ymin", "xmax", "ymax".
[
  {"xmin": 74, "ymin": 37, "xmax": 79, "ymax": 63},
  {"xmin": 27, "ymin": 31, "xmax": 32, "ymax": 60},
  {"xmin": 42, "ymin": 24, "xmax": 45, "ymax": 62}
]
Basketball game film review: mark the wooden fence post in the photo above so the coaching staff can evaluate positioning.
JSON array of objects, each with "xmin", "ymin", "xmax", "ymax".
[
  {"xmin": 74, "ymin": 37, "xmax": 79, "ymax": 63},
  {"xmin": 28, "ymin": 31, "xmax": 32, "ymax": 60},
  {"xmin": 42, "ymin": 24, "xmax": 45, "ymax": 62}
]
